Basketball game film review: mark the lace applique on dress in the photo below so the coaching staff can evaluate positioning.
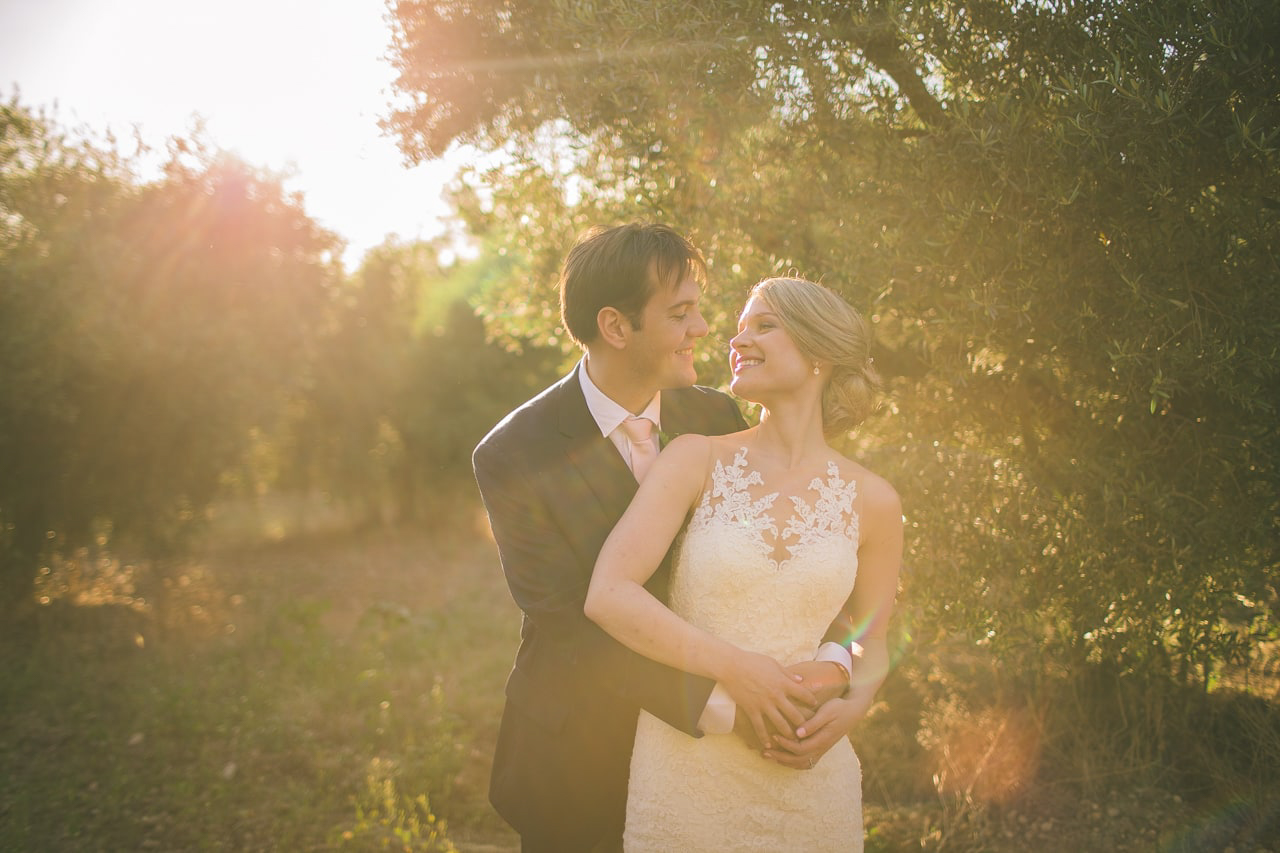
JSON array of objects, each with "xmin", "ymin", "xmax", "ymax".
[
  {"xmin": 687, "ymin": 446, "xmax": 860, "ymax": 570},
  {"xmin": 688, "ymin": 447, "xmax": 781, "ymax": 543},
  {"xmin": 782, "ymin": 459, "xmax": 860, "ymax": 565}
]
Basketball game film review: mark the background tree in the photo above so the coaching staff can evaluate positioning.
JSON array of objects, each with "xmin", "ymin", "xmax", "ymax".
[
  {"xmin": 286, "ymin": 236, "xmax": 561, "ymax": 525},
  {"xmin": 0, "ymin": 96, "xmax": 561, "ymax": 623},
  {"xmin": 0, "ymin": 99, "xmax": 342, "ymax": 615},
  {"xmin": 389, "ymin": 246, "xmax": 563, "ymax": 519},
  {"xmin": 386, "ymin": 0, "xmax": 1280, "ymax": 794}
]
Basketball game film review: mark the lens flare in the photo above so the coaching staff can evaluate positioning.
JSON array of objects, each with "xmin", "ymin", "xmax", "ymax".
[{"xmin": 931, "ymin": 706, "xmax": 1041, "ymax": 804}]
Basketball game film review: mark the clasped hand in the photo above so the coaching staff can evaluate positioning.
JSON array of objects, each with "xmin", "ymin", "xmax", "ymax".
[
  {"xmin": 717, "ymin": 650, "xmax": 816, "ymax": 745},
  {"xmin": 730, "ymin": 659, "xmax": 856, "ymax": 771}
]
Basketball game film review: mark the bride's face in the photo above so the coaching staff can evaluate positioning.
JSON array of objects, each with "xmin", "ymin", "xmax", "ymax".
[{"xmin": 729, "ymin": 295, "xmax": 813, "ymax": 401}]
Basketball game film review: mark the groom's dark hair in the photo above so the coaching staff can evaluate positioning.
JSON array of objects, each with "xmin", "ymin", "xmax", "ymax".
[{"xmin": 560, "ymin": 223, "xmax": 707, "ymax": 346}]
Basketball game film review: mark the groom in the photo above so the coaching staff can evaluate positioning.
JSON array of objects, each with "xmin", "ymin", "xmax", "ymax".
[{"xmin": 473, "ymin": 224, "xmax": 857, "ymax": 852}]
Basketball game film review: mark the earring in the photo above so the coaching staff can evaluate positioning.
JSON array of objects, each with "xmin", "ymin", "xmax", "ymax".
[{"xmin": 812, "ymin": 364, "xmax": 821, "ymax": 376}]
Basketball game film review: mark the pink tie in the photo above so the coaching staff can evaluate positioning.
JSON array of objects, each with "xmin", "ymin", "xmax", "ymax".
[{"xmin": 619, "ymin": 416, "xmax": 659, "ymax": 482}]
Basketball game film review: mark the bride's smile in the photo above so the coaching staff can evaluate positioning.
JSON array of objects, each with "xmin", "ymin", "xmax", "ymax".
[{"xmin": 729, "ymin": 295, "xmax": 819, "ymax": 400}]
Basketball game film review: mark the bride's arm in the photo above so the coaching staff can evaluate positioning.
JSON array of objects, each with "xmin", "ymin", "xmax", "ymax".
[
  {"xmin": 766, "ymin": 473, "xmax": 904, "ymax": 767},
  {"xmin": 586, "ymin": 434, "xmax": 815, "ymax": 742}
]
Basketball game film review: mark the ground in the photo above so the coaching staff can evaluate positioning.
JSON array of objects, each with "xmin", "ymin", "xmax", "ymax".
[{"xmin": 2, "ymin": 497, "xmax": 1276, "ymax": 851}]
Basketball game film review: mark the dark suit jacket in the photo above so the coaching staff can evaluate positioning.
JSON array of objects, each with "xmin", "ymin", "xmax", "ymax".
[{"xmin": 473, "ymin": 365, "xmax": 859, "ymax": 849}]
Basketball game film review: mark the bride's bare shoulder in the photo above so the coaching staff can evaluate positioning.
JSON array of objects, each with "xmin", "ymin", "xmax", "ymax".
[
  {"xmin": 836, "ymin": 456, "xmax": 901, "ymax": 517},
  {"xmin": 662, "ymin": 432, "xmax": 710, "ymax": 457},
  {"xmin": 662, "ymin": 431, "xmax": 755, "ymax": 482},
  {"xmin": 709, "ymin": 428, "xmax": 755, "ymax": 453},
  {"xmin": 663, "ymin": 429, "xmax": 751, "ymax": 464}
]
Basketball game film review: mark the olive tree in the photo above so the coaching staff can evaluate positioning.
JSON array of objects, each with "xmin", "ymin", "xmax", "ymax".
[{"xmin": 385, "ymin": 0, "xmax": 1280, "ymax": 785}]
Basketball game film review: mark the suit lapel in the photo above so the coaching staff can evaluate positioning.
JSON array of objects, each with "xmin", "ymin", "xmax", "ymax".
[
  {"xmin": 659, "ymin": 388, "xmax": 693, "ymax": 448},
  {"xmin": 660, "ymin": 386, "xmax": 726, "ymax": 445},
  {"xmin": 555, "ymin": 367, "xmax": 639, "ymax": 528}
]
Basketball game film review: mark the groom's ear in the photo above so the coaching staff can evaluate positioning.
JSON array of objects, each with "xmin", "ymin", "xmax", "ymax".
[{"xmin": 596, "ymin": 306, "xmax": 631, "ymax": 350}]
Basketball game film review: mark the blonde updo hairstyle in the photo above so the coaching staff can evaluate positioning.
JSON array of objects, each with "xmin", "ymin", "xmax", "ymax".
[{"xmin": 751, "ymin": 277, "xmax": 881, "ymax": 437}]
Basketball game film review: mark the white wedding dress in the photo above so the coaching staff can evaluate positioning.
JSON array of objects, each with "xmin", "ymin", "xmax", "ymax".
[{"xmin": 624, "ymin": 446, "xmax": 864, "ymax": 852}]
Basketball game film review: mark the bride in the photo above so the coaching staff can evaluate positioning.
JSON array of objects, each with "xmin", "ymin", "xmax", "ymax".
[{"xmin": 585, "ymin": 276, "xmax": 903, "ymax": 851}]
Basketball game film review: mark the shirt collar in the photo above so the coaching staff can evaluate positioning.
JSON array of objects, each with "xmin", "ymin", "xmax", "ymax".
[{"xmin": 578, "ymin": 357, "xmax": 662, "ymax": 438}]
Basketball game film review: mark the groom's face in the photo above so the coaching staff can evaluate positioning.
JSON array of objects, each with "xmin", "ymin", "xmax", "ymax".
[{"xmin": 624, "ymin": 269, "xmax": 709, "ymax": 392}]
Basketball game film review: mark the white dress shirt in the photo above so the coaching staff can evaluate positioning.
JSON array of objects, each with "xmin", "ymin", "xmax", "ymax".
[{"xmin": 577, "ymin": 359, "xmax": 852, "ymax": 734}]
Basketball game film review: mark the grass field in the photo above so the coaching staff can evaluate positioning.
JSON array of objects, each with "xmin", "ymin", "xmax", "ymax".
[
  {"xmin": 2, "ymin": 492, "xmax": 1276, "ymax": 851},
  {"xmin": 1, "ymin": 498, "xmax": 519, "ymax": 851}
]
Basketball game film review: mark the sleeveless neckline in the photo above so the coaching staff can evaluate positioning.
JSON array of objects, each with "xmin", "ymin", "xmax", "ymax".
[{"xmin": 690, "ymin": 445, "xmax": 860, "ymax": 571}]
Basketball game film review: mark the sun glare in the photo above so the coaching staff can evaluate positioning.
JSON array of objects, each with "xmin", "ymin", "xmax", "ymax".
[{"xmin": 0, "ymin": 0, "xmax": 464, "ymax": 268}]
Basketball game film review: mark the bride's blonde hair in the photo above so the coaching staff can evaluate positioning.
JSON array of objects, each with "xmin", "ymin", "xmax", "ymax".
[{"xmin": 751, "ymin": 277, "xmax": 881, "ymax": 437}]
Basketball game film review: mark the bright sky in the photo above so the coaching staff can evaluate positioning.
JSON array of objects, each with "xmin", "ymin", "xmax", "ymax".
[{"xmin": 0, "ymin": 0, "xmax": 468, "ymax": 269}]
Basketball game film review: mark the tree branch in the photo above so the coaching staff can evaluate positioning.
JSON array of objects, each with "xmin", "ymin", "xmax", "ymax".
[{"xmin": 856, "ymin": 5, "xmax": 947, "ymax": 130}]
